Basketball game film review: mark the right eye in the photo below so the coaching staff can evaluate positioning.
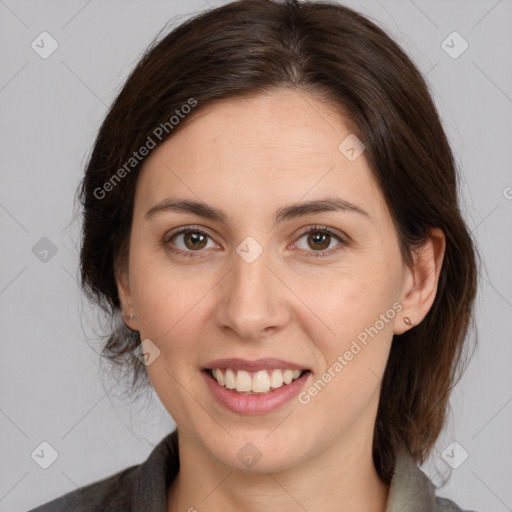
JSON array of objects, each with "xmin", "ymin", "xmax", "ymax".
[{"xmin": 163, "ymin": 227, "xmax": 220, "ymax": 258}]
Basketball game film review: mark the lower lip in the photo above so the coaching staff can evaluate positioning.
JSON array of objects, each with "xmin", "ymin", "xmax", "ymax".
[{"xmin": 202, "ymin": 370, "xmax": 311, "ymax": 415}]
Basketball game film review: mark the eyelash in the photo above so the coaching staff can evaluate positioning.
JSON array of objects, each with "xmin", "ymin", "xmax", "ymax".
[{"xmin": 162, "ymin": 225, "xmax": 347, "ymax": 259}]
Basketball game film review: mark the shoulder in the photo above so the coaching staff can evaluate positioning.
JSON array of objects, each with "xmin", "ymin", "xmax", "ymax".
[
  {"xmin": 27, "ymin": 429, "xmax": 180, "ymax": 512},
  {"xmin": 26, "ymin": 464, "xmax": 137, "ymax": 511},
  {"xmin": 435, "ymin": 496, "xmax": 479, "ymax": 512},
  {"xmin": 387, "ymin": 443, "xmax": 480, "ymax": 512}
]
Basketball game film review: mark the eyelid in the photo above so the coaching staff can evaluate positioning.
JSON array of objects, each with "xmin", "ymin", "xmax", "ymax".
[{"xmin": 294, "ymin": 224, "xmax": 347, "ymax": 243}]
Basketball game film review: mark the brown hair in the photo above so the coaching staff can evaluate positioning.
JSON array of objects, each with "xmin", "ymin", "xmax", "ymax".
[{"xmin": 78, "ymin": 0, "xmax": 478, "ymax": 483}]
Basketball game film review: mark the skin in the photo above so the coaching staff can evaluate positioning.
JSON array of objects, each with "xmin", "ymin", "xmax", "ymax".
[{"xmin": 116, "ymin": 88, "xmax": 446, "ymax": 512}]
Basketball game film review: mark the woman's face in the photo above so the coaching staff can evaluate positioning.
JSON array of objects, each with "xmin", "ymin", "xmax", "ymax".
[{"xmin": 118, "ymin": 89, "xmax": 416, "ymax": 472}]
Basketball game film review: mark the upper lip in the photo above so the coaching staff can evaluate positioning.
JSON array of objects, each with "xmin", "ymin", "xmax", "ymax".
[{"xmin": 202, "ymin": 358, "xmax": 311, "ymax": 372}]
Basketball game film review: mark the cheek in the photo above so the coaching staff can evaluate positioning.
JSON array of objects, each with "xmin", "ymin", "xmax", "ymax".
[
  {"xmin": 128, "ymin": 250, "xmax": 213, "ymax": 343},
  {"xmin": 293, "ymin": 263, "xmax": 401, "ymax": 408},
  {"xmin": 301, "ymin": 274, "xmax": 398, "ymax": 413},
  {"xmin": 294, "ymin": 263, "xmax": 401, "ymax": 341}
]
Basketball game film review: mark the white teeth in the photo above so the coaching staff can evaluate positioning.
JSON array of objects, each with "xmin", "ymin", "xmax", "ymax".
[
  {"xmin": 252, "ymin": 370, "xmax": 271, "ymax": 393},
  {"xmin": 210, "ymin": 367, "xmax": 305, "ymax": 394},
  {"xmin": 224, "ymin": 368, "xmax": 236, "ymax": 389},
  {"xmin": 270, "ymin": 369, "xmax": 283, "ymax": 389},
  {"xmin": 214, "ymin": 368, "xmax": 224, "ymax": 386},
  {"xmin": 283, "ymin": 369, "xmax": 294, "ymax": 384},
  {"xmin": 235, "ymin": 370, "xmax": 252, "ymax": 392}
]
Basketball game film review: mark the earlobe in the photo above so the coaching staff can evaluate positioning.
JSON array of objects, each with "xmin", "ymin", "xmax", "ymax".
[
  {"xmin": 115, "ymin": 267, "xmax": 139, "ymax": 331},
  {"xmin": 394, "ymin": 228, "xmax": 446, "ymax": 335}
]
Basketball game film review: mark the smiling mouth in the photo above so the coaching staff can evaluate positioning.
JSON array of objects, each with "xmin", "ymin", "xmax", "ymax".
[{"xmin": 205, "ymin": 368, "xmax": 310, "ymax": 395}]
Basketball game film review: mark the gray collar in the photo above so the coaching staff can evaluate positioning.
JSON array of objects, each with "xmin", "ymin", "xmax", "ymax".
[{"xmin": 385, "ymin": 443, "xmax": 438, "ymax": 512}]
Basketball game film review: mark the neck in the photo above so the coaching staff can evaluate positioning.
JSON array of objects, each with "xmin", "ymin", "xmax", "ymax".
[{"xmin": 167, "ymin": 429, "xmax": 389, "ymax": 512}]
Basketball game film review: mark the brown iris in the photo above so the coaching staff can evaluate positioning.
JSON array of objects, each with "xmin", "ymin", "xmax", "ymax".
[
  {"xmin": 307, "ymin": 231, "xmax": 330, "ymax": 251},
  {"xmin": 182, "ymin": 231, "xmax": 208, "ymax": 250}
]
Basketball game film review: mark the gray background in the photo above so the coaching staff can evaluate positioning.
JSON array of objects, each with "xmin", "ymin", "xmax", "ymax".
[{"xmin": 1, "ymin": 0, "xmax": 511, "ymax": 511}]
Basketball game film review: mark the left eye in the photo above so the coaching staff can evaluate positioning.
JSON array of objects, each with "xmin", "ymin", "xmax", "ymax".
[
  {"xmin": 299, "ymin": 229, "xmax": 341, "ymax": 250},
  {"xmin": 293, "ymin": 227, "xmax": 345, "ymax": 256}
]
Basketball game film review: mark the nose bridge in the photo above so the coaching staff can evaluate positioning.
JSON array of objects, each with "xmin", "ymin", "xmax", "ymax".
[{"xmin": 216, "ymin": 236, "xmax": 289, "ymax": 341}]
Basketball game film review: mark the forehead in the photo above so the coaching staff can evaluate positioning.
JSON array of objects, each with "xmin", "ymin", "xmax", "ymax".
[{"xmin": 135, "ymin": 90, "xmax": 386, "ymax": 222}]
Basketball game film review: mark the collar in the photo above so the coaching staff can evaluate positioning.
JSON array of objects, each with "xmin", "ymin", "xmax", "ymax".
[{"xmin": 385, "ymin": 442, "xmax": 438, "ymax": 512}]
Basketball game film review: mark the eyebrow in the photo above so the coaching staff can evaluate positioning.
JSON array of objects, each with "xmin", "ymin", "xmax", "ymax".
[{"xmin": 145, "ymin": 197, "xmax": 370, "ymax": 224}]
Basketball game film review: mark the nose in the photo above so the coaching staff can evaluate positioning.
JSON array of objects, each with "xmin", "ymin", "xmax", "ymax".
[{"xmin": 215, "ymin": 241, "xmax": 291, "ymax": 343}]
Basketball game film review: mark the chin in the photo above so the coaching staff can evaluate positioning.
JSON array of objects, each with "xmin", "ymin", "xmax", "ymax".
[{"xmin": 201, "ymin": 428, "xmax": 312, "ymax": 474}]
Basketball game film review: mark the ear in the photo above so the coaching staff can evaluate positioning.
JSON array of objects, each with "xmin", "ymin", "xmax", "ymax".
[
  {"xmin": 394, "ymin": 227, "xmax": 446, "ymax": 335},
  {"xmin": 115, "ymin": 264, "xmax": 139, "ymax": 331}
]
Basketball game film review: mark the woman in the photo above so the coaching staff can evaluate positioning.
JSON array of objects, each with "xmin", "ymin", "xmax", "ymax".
[{"xmin": 30, "ymin": 0, "xmax": 479, "ymax": 510}]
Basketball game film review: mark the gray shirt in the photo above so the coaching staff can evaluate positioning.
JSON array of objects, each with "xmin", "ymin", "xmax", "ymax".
[{"xmin": 28, "ymin": 429, "xmax": 476, "ymax": 511}]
